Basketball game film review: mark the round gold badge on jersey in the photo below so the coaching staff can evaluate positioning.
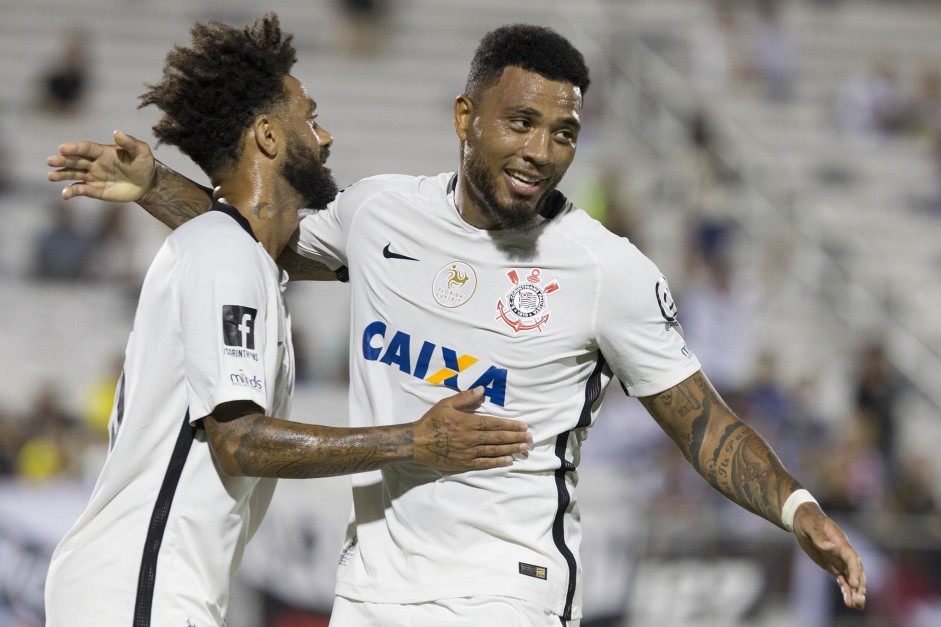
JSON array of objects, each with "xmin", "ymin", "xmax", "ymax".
[{"xmin": 432, "ymin": 261, "xmax": 477, "ymax": 308}]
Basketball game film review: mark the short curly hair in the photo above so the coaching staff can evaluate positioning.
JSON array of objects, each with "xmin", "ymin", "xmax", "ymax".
[
  {"xmin": 464, "ymin": 24, "xmax": 590, "ymax": 99},
  {"xmin": 139, "ymin": 13, "xmax": 297, "ymax": 177}
]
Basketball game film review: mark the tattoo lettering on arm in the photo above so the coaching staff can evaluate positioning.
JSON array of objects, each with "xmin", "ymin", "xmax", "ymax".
[
  {"xmin": 642, "ymin": 372, "xmax": 802, "ymax": 528},
  {"xmin": 138, "ymin": 162, "xmax": 213, "ymax": 230}
]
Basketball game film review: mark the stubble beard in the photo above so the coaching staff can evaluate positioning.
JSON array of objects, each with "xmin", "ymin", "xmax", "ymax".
[{"xmin": 463, "ymin": 147, "xmax": 541, "ymax": 231}]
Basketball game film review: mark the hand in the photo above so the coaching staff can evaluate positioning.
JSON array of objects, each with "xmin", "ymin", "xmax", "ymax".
[
  {"xmin": 793, "ymin": 503, "xmax": 867, "ymax": 610},
  {"xmin": 47, "ymin": 129, "xmax": 156, "ymax": 202},
  {"xmin": 411, "ymin": 387, "xmax": 531, "ymax": 471}
]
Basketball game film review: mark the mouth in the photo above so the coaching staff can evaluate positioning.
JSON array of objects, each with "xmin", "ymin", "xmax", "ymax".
[{"xmin": 504, "ymin": 169, "xmax": 546, "ymax": 197}]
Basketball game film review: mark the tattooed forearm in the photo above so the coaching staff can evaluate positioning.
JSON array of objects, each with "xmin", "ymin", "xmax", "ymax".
[
  {"xmin": 206, "ymin": 413, "xmax": 414, "ymax": 479},
  {"xmin": 642, "ymin": 372, "xmax": 802, "ymax": 528},
  {"xmin": 138, "ymin": 161, "xmax": 212, "ymax": 230}
]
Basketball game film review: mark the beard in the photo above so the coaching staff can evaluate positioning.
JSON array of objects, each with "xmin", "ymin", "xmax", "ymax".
[
  {"xmin": 282, "ymin": 134, "xmax": 339, "ymax": 211},
  {"xmin": 463, "ymin": 146, "xmax": 540, "ymax": 231}
]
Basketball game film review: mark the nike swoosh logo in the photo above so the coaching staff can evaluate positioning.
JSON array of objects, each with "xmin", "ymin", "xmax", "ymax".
[{"xmin": 383, "ymin": 243, "xmax": 419, "ymax": 261}]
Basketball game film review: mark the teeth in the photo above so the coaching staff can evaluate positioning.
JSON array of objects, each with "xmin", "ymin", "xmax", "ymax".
[{"xmin": 510, "ymin": 172, "xmax": 539, "ymax": 185}]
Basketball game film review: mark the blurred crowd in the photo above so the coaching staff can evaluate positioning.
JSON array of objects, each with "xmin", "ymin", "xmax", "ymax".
[{"xmin": 1, "ymin": 1, "xmax": 941, "ymax": 626}]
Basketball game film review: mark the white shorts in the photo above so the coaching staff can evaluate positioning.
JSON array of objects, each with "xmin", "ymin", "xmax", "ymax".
[{"xmin": 328, "ymin": 595, "xmax": 579, "ymax": 627}]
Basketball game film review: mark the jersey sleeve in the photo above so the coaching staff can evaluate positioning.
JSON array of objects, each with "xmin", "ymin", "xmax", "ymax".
[
  {"xmin": 291, "ymin": 177, "xmax": 384, "ymax": 270},
  {"xmin": 595, "ymin": 240, "xmax": 701, "ymax": 397},
  {"xmin": 173, "ymin": 233, "xmax": 271, "ymax": 422}
]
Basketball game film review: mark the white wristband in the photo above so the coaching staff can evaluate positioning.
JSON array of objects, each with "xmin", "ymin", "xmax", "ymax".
[{"xmin": 781, "ymin": 489, "xmax": 818, "ymax": 532}]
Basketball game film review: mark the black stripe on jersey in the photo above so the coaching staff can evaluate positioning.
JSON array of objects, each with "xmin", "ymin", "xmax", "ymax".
[
  {"xmin": 108, "ymin": 370, "xmax": 126, "ymax": 452},
  {"xmin": 211, "ymin": 202, "xmax": 259, "ymax": 242},
  {"xmin": 133, "ymin": 411, "xmax": 196, "ymax": 627},
  {"xmin": 551, "ymin": 353, "xmax": 607, "ymax": 621}
]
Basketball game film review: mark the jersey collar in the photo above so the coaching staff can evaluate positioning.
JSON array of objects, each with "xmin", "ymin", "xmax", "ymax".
[{"xmin": 211, "ymin": 201, "xmax": 259, "ymax": 242}]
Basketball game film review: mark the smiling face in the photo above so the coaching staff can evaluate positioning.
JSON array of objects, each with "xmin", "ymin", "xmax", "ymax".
[{"xmin": 454, "ymin": 66, "xmax": 582, "ymax": 230}]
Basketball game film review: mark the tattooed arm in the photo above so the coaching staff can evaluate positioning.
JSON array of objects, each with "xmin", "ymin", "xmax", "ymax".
[
  {"xmin": 201, "ymin": 387, "xmax": 531, "ymax": 478},
  {"xmin": 49, "ymin": 131, "xmax": 340, "ymax": 280},
  {"xmin": 640, "ymin": 370, "xmax": 866, "ymax": 609}
]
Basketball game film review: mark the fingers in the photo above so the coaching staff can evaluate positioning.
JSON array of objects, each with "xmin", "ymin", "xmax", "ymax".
[
  {"xmin": 113, "ymin": 129, "xmax": 146, "ymax": 156},
  {"xmin": 61, "ymin": 182, "xmax": 96, "ymax": 200},
  {"xmin": 47, "ymin": 154, "xmax": 94, "ymax": 171},
  {"xmin": 56, "ymin": 140, "xmax": 105, "ymax": 159},
  {"xmin": 440, "ymin": 386, "xmax": 485, "ymax": 410}
]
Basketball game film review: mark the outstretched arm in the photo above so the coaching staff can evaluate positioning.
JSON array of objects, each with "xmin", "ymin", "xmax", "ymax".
[
  {"xmin": 48, "ymin": 129, "xmax": 213, "ymax": 229},
  {"xmin": 203, "ymin": 387, "xmax": 531, "ymax": 478},
  {"xmin": 640, "ymin": 370, "xmax": 866, "ymax": 609},
  {"xmin": 48, "ymin": 130, "xmax": 337, "ymax": 280}
]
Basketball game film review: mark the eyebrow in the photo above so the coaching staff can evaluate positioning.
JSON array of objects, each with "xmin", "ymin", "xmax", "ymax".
[{"xmin": 506, "ymin": 106, "xmax": 581, "ymax": 131}]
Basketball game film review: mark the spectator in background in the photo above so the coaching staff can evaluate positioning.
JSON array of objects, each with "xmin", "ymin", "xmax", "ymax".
[
  {"xmin": 676, "ymin": 111, "xmax": 739, "ymax": 273},
  {"xmin": 677, "ymin": 253, "xmax": 753, "ymax": 400},
  {"xmin": 32, "ymin": 197, "xmax": 94, "ymax": 281},
  {"xmin": 854, "ymin": 340, "xmax": 905, "ymax": 476},
  {"xmin": 838, "ymin": 53, "xmax": 911, "ymax": 140},
  {"xmin": 751, "ymin": 0, "xmax": 799, "ymax": 102},
  {"xmin": 909, "ymin": 66, "xmax": 941, "ymax": 142},
  {"xmin": 15, "ymin": 383, "xmax": 86, "ymax": 481},
  {"xmin": 690, "ymin": 0, "xmax": 752, "ymax": 97},
  {"xmin": 0, "ymin": 406, "xmax": 23, "ymax": 476},
  {"xmin": 336, "ymin": 0, "xmax": 391, "ymax": 57},
  {"xmin": 36, "ymin": 27, "xmax": 92, "ymax": 116},
  {"xmin": 83, "ymin": 204, "xmax": 141, "ymax": 285}
]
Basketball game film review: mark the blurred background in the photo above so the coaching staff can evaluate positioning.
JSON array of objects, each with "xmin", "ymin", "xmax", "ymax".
[{"xmin": 1, "ymin": 0, "xmax": 940, "ymax": 625}]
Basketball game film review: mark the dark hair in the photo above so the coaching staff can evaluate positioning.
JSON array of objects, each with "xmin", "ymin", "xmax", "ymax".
[
  {"xmin": 139, "ymin": 13, "xmax": 297, "ymax": 176},
  {"xmin": 464, "ymin": 24, "xmax": 590, "ymax": 98}
]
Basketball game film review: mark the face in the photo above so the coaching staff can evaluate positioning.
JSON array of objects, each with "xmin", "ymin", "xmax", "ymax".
[
  {"xmin": 280, "ymin": 77, "xmax": 339, "ymax": 210},
  {"xmin": 455, "ymin": 66, "xmax": 582, "ymax": 230}
]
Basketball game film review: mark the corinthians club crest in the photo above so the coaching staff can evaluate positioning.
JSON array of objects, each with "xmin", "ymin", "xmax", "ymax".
[{"xmin": 496, "ymin": 268, "xmax": 560, "ymax": 333}]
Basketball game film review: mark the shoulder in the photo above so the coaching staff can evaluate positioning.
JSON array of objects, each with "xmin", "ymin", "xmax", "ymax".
[
  {"xmin": 335, "ymin": 172, "xmax": 451, "ymax": 204},
  {"xmin": 169, "ymin": 211, "xmax": 261, "ymax": 270},
  {"xmin": 549, "ymin": 199, "xmax": 651, "ymax": 266}
]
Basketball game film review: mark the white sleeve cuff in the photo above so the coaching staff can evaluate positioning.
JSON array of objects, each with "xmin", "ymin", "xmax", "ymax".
[{"xmin": 781, "ymin": 488, "xmax": 818, "ymax": 532}]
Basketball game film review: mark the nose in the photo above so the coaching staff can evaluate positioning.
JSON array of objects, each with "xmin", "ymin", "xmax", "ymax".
[
  {"xmin": 521, "ymin": 128, "xmax": 551, "ymax": 166},
  {"xmin": 316, "ymin": 125, "xmax": 334, "ymax": 151}
]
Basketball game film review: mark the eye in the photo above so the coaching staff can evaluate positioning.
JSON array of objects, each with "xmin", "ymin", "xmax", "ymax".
[
  {"xmin": 509, "ymin": 118, "xmax": 531, "ymax": 131},
  {"xmin": 555, "ymin": 128, "xmax": 578, "ymax": 145}
]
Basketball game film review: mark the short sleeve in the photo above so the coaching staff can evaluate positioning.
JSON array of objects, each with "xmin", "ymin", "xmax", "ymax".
[
  {"xmin": 595, "ymin": 241, "xmax": 701, "ymax": 397},
  {"xmin": 291, "ymin": 177, "xmax": 381, "ymax": 269},
  {"xmin": 174, "ymin": 233, "xmax": 271, "ymax": 422}
]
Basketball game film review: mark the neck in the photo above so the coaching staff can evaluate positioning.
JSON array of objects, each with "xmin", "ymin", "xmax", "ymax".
[
  {"xmin": 454, "ymin": 172, "xmax": 497, "ymax": 230},
  {"xmin": 215, "ymin": 180, "xmax": 301, "ymax": 260}
]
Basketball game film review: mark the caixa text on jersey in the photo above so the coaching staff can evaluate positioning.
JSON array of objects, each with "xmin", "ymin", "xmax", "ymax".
[{"xmin": 362, "ymin": 320, "xmax": 507, "ymax": 406}]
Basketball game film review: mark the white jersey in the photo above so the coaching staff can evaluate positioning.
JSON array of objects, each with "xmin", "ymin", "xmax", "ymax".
[
  {"xmin": 294, "ymin": 173, "xmax": 700, "ymax": 621},
  {"xmin": 45, "ymin": 204, "xmax": 294, "ymax": 627}
]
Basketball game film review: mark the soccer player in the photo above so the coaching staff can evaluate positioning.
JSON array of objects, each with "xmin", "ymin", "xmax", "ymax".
[
  {"xmin": 42, "ymin": 15, "xmax": 531, "ymax": 627},
  {"xmin": 48, "ymin": 21, "xmax": 866, "ymax": 627}
]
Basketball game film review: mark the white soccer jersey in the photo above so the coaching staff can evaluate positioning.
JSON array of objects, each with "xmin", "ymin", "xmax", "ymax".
[
  {"xmin": 294, "ymin": 173, "xmax": 700, "ymax": 621},
  {"xmin": 45, "ymin": 204, "xmax": 294, "ymax": 627}
]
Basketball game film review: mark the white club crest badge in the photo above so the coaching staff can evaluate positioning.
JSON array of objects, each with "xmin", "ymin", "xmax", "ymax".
[{"xmin": 496, "ymin": 268, "xmax": 560, "ymax": 333}]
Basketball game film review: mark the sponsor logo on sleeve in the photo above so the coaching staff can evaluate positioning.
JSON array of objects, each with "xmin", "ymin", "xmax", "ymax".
[
  {"xmin": 229, "ymin": 369, "xmax": 264, "ymax": 391},
  {"xmin": 655, "ymin": 277, "xmax": 680, "ymax": 331},
  {"xmin": 222, "ymin": 305, "xmax": 259, "ymax": 361}
]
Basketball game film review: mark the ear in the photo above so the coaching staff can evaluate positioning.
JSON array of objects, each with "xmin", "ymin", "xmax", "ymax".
[
  {"xmin": 453, "ymin": 95, "xmax": 473, "ymax": 142},
  {"xmin": 251, "ymin": 114, "xmax": 279, "ymax": 159}
]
